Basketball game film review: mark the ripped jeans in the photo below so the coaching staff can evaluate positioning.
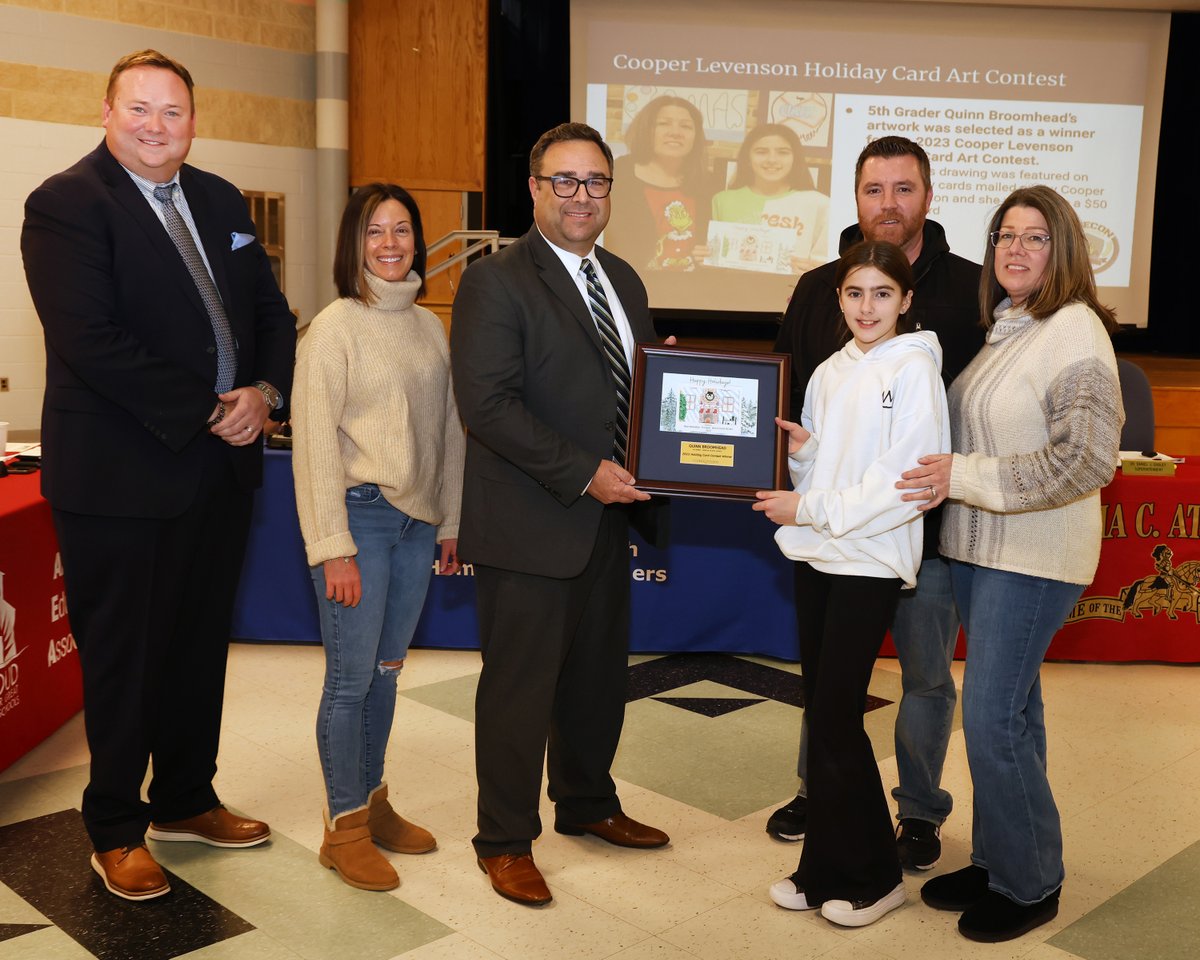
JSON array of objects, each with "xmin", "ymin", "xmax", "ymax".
[{"xmin": 312, "ymin": 484, "xmax": 436, "ymax": 818}]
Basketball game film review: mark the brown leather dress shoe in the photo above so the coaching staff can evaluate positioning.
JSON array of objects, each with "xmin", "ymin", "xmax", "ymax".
[
  {"xmin": 91, "ymin": 844, "xmax": 171, "ymax": 901},
  {"xmin": 147, "ymin": 804, "xmax": 270, "ymax": 848},
  {"xmin": 555, "ymin": 812, "xmax": 670, "ymax": 848},
  {"xmin": 477, "ymin": 853, "xmax": 552, "ymax": 906}
]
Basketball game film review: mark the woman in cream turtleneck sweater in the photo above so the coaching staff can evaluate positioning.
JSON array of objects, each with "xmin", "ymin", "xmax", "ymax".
[{"xmin": 293, "ymin": 183, "xmax": 464, "ymax": 892}]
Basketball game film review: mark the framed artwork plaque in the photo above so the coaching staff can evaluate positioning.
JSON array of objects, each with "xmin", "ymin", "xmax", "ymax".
[{"xmin": 626, "ymin": 345, "xmax": 790, "ymax": 500}]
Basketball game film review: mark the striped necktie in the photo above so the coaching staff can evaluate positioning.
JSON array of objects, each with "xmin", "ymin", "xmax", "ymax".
[
  {"xmin": 153, "ymin": 183, "xmax": 237, "ymax": 393},
  {"xmin": 580, "ymin": 257, "xmax": 630, "ymax": 463}
]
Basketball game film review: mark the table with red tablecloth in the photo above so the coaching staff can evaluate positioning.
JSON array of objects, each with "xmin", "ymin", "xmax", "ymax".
[
  {"xmin": 0, "ymin": 470, "xmax": 81, "ymax": 772},
  {"xmin": 878, "ymin": 461, "xmax": 1200, "ymax": 663},
  {"xmin": 4, "ymin": 455, "xmax": 1195, "ymax": 772}
]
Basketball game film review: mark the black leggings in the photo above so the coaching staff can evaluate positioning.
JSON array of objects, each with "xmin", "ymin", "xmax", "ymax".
[{"xmin": 792, "ymin": 562, "xmax": 903, "ymax": 905}]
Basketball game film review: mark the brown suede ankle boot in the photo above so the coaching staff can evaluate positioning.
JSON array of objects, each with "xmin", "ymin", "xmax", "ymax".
[
  {"xmin": 319, "ymin": 806, "xmax": 399, "ymax": 891},
  {"xmin": 367, "ymin": 783, "xmax": 436, "ymax": 854}
]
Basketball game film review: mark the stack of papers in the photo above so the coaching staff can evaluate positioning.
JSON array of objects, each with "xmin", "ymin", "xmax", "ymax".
[{"xmin": 2, "ymin": 443, "xmax": 40, "ymax": 462}]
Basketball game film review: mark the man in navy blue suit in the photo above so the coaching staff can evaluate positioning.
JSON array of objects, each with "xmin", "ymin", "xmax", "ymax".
[{"xmin": 21, "ymin": 49, "xmax": 295, "ymax": 901}]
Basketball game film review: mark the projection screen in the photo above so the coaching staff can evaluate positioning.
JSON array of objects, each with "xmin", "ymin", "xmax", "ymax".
[{"xmin": 570, "ymin": 0, "xmax": 1169, "ymax": 326}]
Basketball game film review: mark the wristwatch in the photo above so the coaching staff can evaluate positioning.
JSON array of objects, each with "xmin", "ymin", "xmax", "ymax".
[{"xmin": 254, "ymin": 380, "xmax": 283, "ymax": 412}]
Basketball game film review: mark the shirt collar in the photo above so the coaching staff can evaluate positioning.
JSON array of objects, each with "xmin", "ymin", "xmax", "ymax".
[
  {"xmin": 121, "ymin": 164, "xmax": 181, "ymax": 201},
  {"xmin": 536, "ymin": 224, "xmax": 597, "ymax": 276}
]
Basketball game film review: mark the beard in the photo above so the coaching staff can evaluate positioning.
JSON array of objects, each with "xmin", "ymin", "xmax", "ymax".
[{"xmin": 863, "ymin": 214, "xmax": 922, "ymax": 250}]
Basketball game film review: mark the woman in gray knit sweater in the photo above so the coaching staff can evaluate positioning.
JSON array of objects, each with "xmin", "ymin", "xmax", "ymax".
[{"xmin": 897, "ymin": 186, "xmax": 1123, "ymax": 943}]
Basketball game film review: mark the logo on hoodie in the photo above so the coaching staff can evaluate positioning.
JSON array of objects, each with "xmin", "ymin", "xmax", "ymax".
[{"xmin": 881, "ymin": 389, "xmax": 894, "ymax": 409}]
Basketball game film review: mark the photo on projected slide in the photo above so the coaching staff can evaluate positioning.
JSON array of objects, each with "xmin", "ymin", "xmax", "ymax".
[
  {"xmin": 708, "ymin": 124, "xmax": 831, "ymax": 274},
  {"xmin": 576, "ymin": 1, "xmax": 1168, "ymax": 323},
  {"xmin": 599, "ymin": 84, "xmax": 833, "ymax": 283}
]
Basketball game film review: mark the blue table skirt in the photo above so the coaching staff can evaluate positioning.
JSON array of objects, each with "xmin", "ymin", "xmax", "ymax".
[{"xmin": 232, "ymin": 449, "xmax": 800, "ymax": 660}]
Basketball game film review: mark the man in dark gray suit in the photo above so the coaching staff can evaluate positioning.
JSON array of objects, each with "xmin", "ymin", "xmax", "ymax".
[
  {"xmin": 452, "ymin": 123, "xmax": 669, "ymax": 906},
  {"xmin": 21, "ymin": 49, "xmax": 294, "ymax": 902}
]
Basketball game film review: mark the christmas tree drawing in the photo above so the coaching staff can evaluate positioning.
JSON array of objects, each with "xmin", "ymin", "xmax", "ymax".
[
  {"xmin": 740, "ymin": 396, "xmax": 758, "ymax": 436},
  {"xmin": 660, "ymin": 390, "xmax": 675, "ymax": 430}
]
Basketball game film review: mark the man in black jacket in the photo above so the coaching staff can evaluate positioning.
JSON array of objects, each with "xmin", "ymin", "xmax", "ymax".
[{"xmin": 768, "ymin": 137, "xmax": 983, "ymax": 872}]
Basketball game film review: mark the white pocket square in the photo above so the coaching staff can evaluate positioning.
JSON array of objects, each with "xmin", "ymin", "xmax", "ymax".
[{"xmin": 230, "ymin": 231, "xmax": 256, "ymax": 251}]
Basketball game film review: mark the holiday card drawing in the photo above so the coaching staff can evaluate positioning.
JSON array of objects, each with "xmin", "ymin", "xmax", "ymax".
[{"xmin": 659, "ymin": 374, "xmax": 759, "ymax": 438}]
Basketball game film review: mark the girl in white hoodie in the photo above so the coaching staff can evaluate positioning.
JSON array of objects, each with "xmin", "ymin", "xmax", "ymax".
[{"xmin": 755, "ymin": 240, "xmax": 950, "ymax": 927}]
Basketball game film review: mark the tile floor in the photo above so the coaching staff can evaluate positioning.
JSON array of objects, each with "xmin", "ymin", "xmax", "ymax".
[{"xmin": 1, "ymin": 644, "xmax": 1198, "ymax": 960}]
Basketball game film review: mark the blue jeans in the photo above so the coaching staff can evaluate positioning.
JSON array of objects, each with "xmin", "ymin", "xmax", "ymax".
[
  {"xmin": 795, "ymin": 556, "xmax": 960, "ymax": 825},
  {"xmin": 313, "ymin": 484, "xmax": 435, "ymax": 818},
  {"xmin": 951, "ymin": 560, "xmax": 1082, "ymax": 905},
  {"xmin": 890, "ymin": 554, "xmax": 959, "ymax": 824}
]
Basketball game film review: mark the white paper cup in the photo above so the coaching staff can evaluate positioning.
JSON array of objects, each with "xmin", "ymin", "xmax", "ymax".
[{"xmin": 0, "ymin": 422, "xmax": 9, "ymax": 454}]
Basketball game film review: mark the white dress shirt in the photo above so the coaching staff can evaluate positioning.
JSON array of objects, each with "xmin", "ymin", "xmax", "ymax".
[{"xmin": 537, "ymin": 226, "xmax": 636, "ymax": 369}]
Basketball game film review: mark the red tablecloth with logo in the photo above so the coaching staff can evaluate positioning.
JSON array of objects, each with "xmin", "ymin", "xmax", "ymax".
[
  {"xmin": 1050, "ymin": 461, "xmax": 1200, "ymax": 662},
  {"xmin": 878, "ymin": 461, "xmax": 1200, "ymax": 663},
  {"xmin": 0, "ymin": 471, "xmax": 81, "ymax": 772}
]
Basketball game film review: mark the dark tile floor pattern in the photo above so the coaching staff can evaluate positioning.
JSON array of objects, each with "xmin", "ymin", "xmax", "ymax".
[
  {"xmin": 0, "ymin": 810, "xmax": 254, "ymax": 960},
  {"xmin": 0, "ymin": 653, "xmax": 899, "ymax": 959},
  {"xmin": 651, "ymin": 696, "xmax": 767, "ymax": 717},
  {"xmin": 0, "ymin": 925, "xmax": 49, "ymax": 944},
  {"xmin": 628, "ymin": 652, "xmax": 892, "ymax": 712}
]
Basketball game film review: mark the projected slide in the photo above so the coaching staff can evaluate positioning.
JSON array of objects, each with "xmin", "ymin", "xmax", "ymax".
[{"xmin": 573, "ymin": 1, "xmax": 1166, "ymax": 323}]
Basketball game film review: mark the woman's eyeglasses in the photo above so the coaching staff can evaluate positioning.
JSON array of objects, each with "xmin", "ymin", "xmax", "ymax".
[{"xmin": 989, "ymin": 231, "xmax": 1051, "ymax": 251}]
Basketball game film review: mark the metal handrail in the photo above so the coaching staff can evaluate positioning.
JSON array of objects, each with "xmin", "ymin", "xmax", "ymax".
[{"xmin": 426, "ymin": 230, "xmax": 515, "ymax": 280}]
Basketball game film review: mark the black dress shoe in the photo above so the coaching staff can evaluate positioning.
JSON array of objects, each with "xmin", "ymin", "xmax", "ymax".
[
  {"xmin": 958, "ymin": 888, "xmax": 1060, "ymax": 942},
  {"xmin": 921, "ymin": 864, "xmax": 990, "ymax": 911},
  {"xmin": 554, "ymin": 812, "xmax": 669, "ymax": 848}
]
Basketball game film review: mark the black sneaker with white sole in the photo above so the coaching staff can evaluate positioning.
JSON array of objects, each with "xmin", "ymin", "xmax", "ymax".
[
  {"xmin": 765, "ymin": 794, "xmax": 807, "ymax": 841},
  {"xmin": 896, "ymin": 818, "xmax": 941, "ymax": 870}
]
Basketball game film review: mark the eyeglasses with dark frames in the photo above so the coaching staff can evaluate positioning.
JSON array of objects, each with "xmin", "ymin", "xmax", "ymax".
[
  {"xmin": 534, "ymin": 176, "xmax": 614, "ymax": 199},
  {"xmin": 989, "ymin": 231, "xmax": 1052, "ymax": 251}
]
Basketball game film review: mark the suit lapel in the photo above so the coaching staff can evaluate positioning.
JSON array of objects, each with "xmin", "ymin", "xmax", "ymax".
[{"xmin": 526, "ymin": 229, "xmax": 605, "ymax": 354}]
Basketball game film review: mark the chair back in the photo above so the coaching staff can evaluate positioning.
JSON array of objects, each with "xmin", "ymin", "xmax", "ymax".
[{"xmin": 1116, "ymin": 358, "xmax": 1155, "ymax": 451}]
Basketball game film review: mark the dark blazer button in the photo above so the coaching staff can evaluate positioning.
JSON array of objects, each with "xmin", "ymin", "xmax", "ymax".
[
  {"xmin": 206, "ymin": 346, "xmax": 216, "ymax": 354},
  {"xmin": 604, "ymin": 420, "xmax": 615, "ymax": 431}
]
